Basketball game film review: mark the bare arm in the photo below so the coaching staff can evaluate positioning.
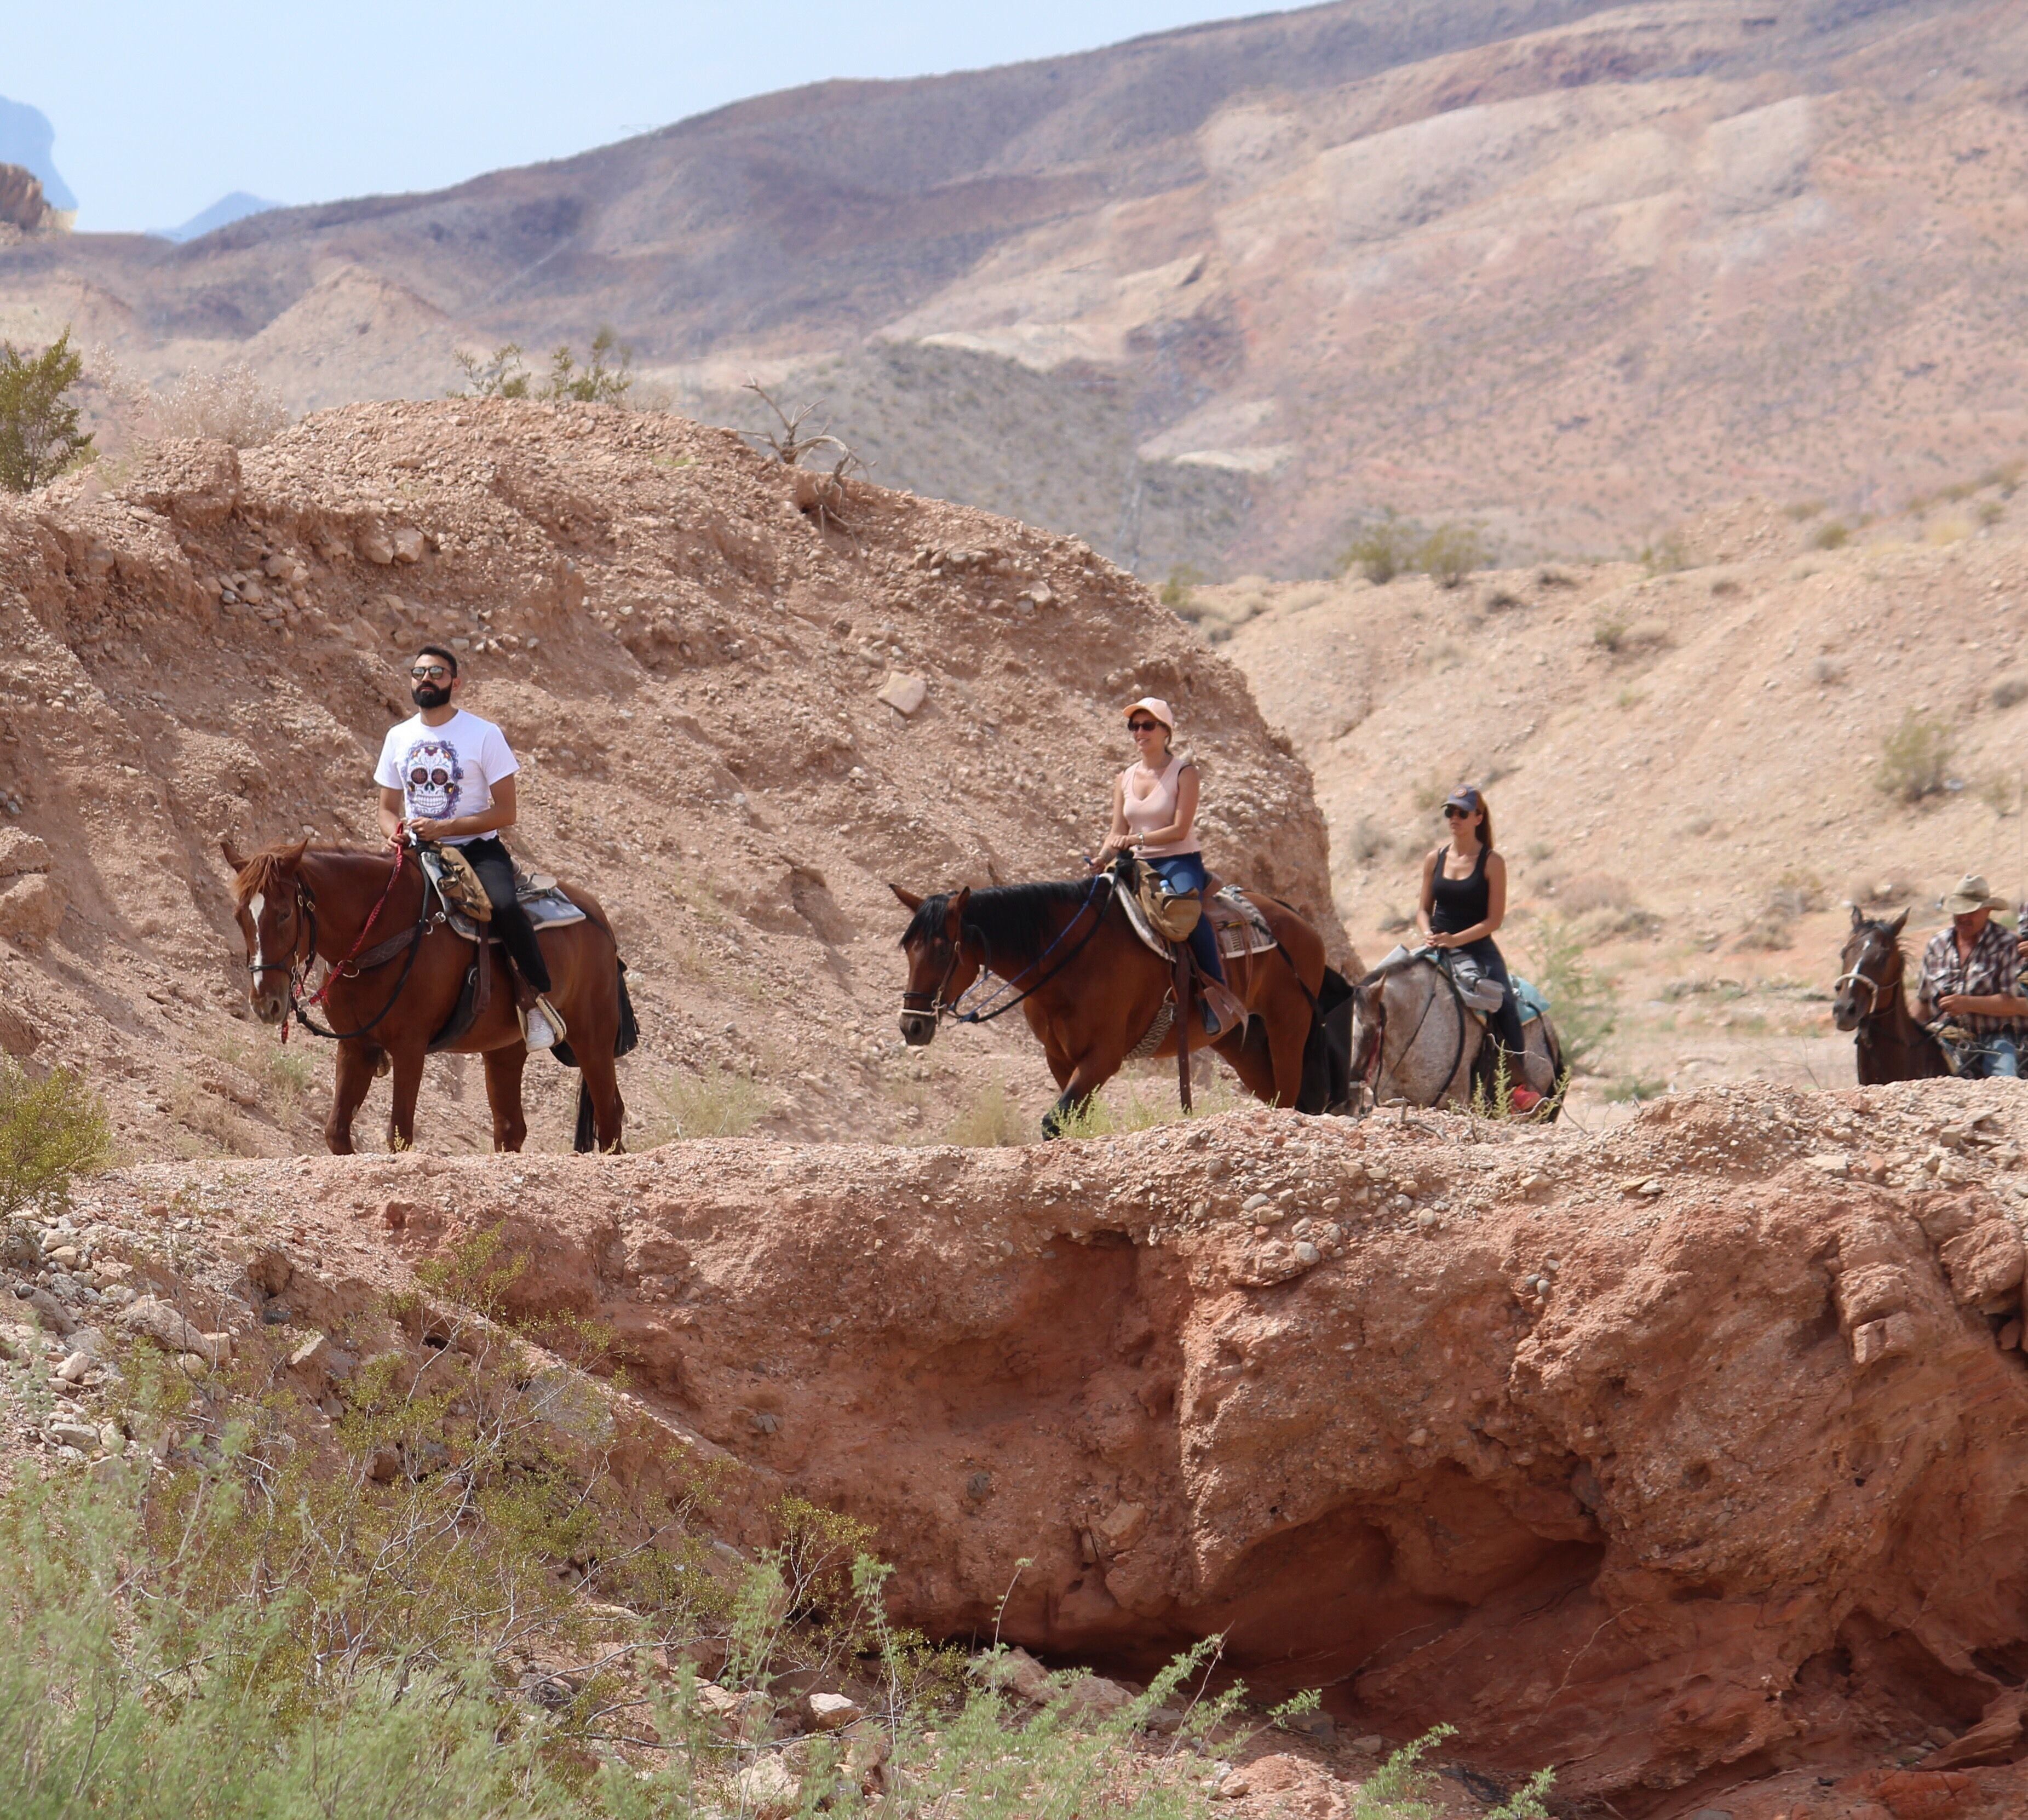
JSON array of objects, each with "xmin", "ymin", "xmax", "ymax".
[
  {"xmin": 408, "ymin": 774, "xmax": 518, "ymax": 844},
  {"xmin": 1130, "ymin": 763, "xmax": 1200, "ymax": 850},
  {"xmin": 1415, "ymin": 848, "xmax": 1440, "ymax": 937},
  {"xmin": 378, "ymin": 785, "xmax": 406, "ymax": 843},
  {"xmin": 1094, "ymin": 775, "xmax": 1131, "ymax": 868}
]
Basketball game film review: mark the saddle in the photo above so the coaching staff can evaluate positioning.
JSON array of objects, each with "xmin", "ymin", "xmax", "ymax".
[
  {"xmin": 1112, "ymin": 856, "xmax": 1253, "ymax": 1050},
  {"xmin": 414, "ymin": 843, "xmax": 587, "ymax": 941}
]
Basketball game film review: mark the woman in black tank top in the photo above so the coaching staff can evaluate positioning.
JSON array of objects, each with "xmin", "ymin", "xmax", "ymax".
[{"xmin": 1419, "ymin": 785, "xmax": 1533, "ymax": 1104}]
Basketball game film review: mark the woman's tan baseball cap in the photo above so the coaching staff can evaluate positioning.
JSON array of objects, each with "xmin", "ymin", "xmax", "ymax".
[
  {"xmin": 1124, "ymin": 696, "xmax": 1175, "ymax": 730},
  {"xmin": 1942, "ymin": 873, "xmax": 2009, "ymax": 915}
]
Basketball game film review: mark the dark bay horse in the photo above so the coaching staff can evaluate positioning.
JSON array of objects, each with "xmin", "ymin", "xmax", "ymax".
[
  {"xmin": 224, "ymin": 840, "xmax": 630, "ymax": 1152},
  {"xmin": 1834, "ymin": 906, "xmax": 1948, "ymax": 1084},
  {"xmin": 892, "ymin": 871, "xmax": 1343, "ymax": 1137}
]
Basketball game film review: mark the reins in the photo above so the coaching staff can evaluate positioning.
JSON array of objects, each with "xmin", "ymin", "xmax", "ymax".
[
  {"xmin": 905, "ymin": 874, "xmax": 1113, "ymax": 1025},
  {"xmin": 252, "ymin": 841, "xmax": 433, "ymax": 1046}
]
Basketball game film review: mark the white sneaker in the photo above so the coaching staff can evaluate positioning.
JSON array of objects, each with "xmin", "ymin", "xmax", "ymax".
[{"xmin": 521, "ymin": 1003, "xmax": 560, "ymax": 1051}]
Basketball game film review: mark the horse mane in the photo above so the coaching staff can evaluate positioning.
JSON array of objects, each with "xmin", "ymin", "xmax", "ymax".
[
  {"xmin": 901, "ymin": 880, "xmax": 1097, "ymax": 958},
  {"xmin": 230, "ymin": 842, "xmax": 309, "ymax": 911}
]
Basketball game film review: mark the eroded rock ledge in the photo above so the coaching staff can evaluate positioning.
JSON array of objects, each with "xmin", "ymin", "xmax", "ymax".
[{"xmin": 44, "ymin": 1079, "xmax": 2028, "ymax": 1816}]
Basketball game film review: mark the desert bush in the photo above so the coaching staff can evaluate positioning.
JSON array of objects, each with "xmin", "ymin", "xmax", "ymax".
[
  {"xmin": 943, "ymin": 1080, "xmax": 1028, "ymax": 1147},
  {"xmin": 1639, "ymin": 530, "xmax": 1692, "ymax": 574},
  {"xmin": 1810, "ymin": 656, "xmax": 1845, "ymax": 685},
  {"xmin": 0, "ymin": 1058, "xmax": 111, "ymax": 1220},
  {"xmin": 1527, "ymin": 915, "xmax": 1615, "ymax": 1072},
  {"xmin": 636, "ymin": 1066, "xmax": 771, "ymax": 1144},
  {"xmin": 1416, "ymin": 523, "xmax": 1489, "ymax": 588},
  {"xmin": 1339, "ymin": 510, "xmax": 1420, "ymax": 584},
  {"xmin": 1980, "ymin": 499, "xmax": 2007, "ymax": 527},
  {"xmin": 1534, "ymin": 566, "xmax": 1576, "ymax": 589},
  {"xmin": 1592, "ymin": 611, "xmax": 1629, "ymax": 652},
  {"xmin": 1784, "ymin": 498, "xmax": 1827, "ymax": 520},
  {"xmin": 1710, "ymin": 576, "xmax": 1742, "ymax": 597},
  {"xmin": 0, "ymin": 327, "xmax": 93, "ymax": 491},
  {"xmin": 1812, "ymin": 520, "xmax": 1849, "ymax": 550},
  {"xmin": 1348, "ymin": 817, "xmax": 1392, "ymax": 865},
  {"xmin": 1052, "ymin": 1070, "xmax": 1245, "ymax": 1138},
  {"xmin": 1877, "ymin": 710, "xmax": 1956, "ymax": 804},
  {"xmin": 1159, "ymin": 564, "xmax": 1204, "ymax": 618},
  {"xmin": 153, "ymin": 362, "xmax": 288, "ymax": 446},
  {"xmin": 452, "ymin": 330, "xmax": 634, "ymax": 405}
]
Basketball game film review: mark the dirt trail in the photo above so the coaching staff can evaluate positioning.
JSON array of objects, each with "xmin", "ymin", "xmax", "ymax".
[{"xmin": 0, "ymin": 400, "xmax": 1337, "ymax": 1155}]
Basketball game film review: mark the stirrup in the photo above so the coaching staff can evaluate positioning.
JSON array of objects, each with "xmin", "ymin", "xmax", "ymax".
[{"xmin": 520, "ymin": 995, "xmax": 568, "ymax": 1052}]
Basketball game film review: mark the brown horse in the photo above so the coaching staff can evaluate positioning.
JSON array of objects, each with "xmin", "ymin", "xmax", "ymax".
[
  {"xmin": 1833, "ymin": 906, "xmax": 1948, "ymax": 1084},
  {"xmin": 892, "ymin": 868, "xmax": 1343, "ymax": 1137},
  {"xmin": 223, "ymin": 839, "xmax": 632, "ymax": 1153}
]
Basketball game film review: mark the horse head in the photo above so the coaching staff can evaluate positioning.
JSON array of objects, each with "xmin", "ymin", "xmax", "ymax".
[
  {"xmin": 1344, "ymin": 973, "xmax": 1388, "ymax": 1103},
  {"xmin": 891, "ymin": 883, "xmax": 978, "ymax": 1047},
  {"xmin": 223, "ymin": 839, "xmax": 311, "ymax": 1025},
  {"xmin": 1834, "ymin": 903, "xmax": 1908, "ymax": 1032}
]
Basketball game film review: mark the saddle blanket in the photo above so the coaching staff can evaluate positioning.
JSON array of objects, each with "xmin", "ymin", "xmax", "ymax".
[
  {"xmin": 417, "ymin": 847, "xmax": 585, "ymax": 941},
  {"xmin": 1121, "ymin": 881, "xmax": 1277, "ymax": 963}
]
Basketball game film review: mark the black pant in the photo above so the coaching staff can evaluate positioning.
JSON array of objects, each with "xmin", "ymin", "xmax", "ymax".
[
  {"xmin": 460, "ymin": 836, "xmax": 551, "ymax": 994},
  {"xmin": 1456, "ymin": 935, "xmax": 1526, "ymax": 1063}
]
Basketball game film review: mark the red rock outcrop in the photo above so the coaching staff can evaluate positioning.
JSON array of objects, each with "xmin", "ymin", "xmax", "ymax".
[{"xmin": 55, "ymin": 1076, "xmax": 2028, "ymax": 1815}]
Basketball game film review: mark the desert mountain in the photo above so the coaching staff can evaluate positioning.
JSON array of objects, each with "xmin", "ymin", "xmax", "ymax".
[
  {"xmin": 5, "ymin": 1, "xmax": 2027, "ymax": 575},
  {"xmin": 0, "ymin": 399, "xmax": 1337, "ymax": 1158}
]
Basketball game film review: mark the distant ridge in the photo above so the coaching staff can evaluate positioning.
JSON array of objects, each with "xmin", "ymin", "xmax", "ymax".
[{"xmin": 151, "ymin": 191, "xmax": 283, "ymax": 243}]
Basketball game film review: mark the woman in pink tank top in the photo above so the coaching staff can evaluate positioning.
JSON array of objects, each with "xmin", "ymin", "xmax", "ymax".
[{"xmin": 1094, "ymin": 696, "xmax": 1227, "ymax": 990}]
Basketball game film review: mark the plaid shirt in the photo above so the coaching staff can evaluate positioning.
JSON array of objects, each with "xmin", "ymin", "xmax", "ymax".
[{"xmin": 1916, "ymin": 920, "xmax": 2023, "ymax": 1034}]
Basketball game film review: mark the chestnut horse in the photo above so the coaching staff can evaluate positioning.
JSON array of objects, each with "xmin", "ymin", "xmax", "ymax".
[
  {"xmin": 893, "ymin": 867, "xmax": 1346, "ymax": 1138},
  {"xmin": 1834, "ymin": 906, "xmax": 1948, "ymax": 1084},
  {"xmin": 223, "ymin": 839, "xmax": 632, "ymax": 1152}
]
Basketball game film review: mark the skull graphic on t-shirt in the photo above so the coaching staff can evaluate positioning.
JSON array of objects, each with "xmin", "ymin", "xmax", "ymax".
[{"xmin": 400, "ymin": 737, "xmax": 464, "ymax": 822}]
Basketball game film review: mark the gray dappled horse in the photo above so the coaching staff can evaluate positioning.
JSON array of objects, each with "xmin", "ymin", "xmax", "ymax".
[{"xmin": 1340, "ymin": 950, "xmax": 1563, "ymax": 1114}]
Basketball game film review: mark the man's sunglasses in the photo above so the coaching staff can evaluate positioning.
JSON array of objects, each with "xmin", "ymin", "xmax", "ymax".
[
  {"xmin": 410, "ymin": 665, "xmax": 452, "ymax": 681},
  {"xmin": 1128, "ymin": 719, "xmax": 1162, "ymax": 733}
]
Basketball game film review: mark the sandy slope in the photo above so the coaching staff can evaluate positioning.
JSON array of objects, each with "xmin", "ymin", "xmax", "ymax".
[{"xmin": 1214, "ymin": 484, "xmax": 2028, "ymax": 1104}]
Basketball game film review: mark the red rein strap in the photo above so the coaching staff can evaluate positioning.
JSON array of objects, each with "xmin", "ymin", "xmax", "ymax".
[{"xmin": 297, "ymin": 836, "xmax": 410, "ymax": 1024}]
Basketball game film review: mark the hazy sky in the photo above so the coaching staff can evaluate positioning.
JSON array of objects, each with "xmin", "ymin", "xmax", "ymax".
[{"xmin": 11, "ymin": 1, "xmax": 1258, "ymax": 233}]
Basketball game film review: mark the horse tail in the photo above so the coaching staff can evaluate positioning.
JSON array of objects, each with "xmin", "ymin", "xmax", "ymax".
[
  {"xmin": 573, "ymin": 1078, "xmax": 596, "ymax": 1153},
  {"xmin": 1309, "ymin": 966, "xmax": 1354, "ymax": 1113},
  {"xmin": 614, "ymin": 959, "xmax": 639, "ymax": 1057}
]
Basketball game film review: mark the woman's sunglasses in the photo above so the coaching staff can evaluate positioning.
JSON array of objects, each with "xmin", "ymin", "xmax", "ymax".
[
  {"xmin": 1128, "ymin": 719, "xmax": 1162, "ymax": 733},
  {"xmin": 1443, "ymin": 805, "xmax": 1472, "ymax": 819}
]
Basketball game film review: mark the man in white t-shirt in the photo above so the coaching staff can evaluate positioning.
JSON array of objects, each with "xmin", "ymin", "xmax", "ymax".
[{"xmin": 375, "ymin": 644, "xmax": 565, "ymax": 1050}]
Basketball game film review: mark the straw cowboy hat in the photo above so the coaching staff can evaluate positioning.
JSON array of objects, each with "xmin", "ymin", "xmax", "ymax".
[{"xmin": 1942, "ymin": 874, "xmax": 2009, "ymax": 915}]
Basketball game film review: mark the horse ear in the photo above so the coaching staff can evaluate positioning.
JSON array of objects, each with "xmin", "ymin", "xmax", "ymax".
[
  {"xmin": 285, "ymin": 839, "xmax": 309, "ymax": 865},
  {"xmin": 1849, "ymin": 902, "xmax": 1865, "ymax": 931},
  {"xmin": 945, "ymin": 886, "xmax": 970, "ymax": 939},
  {"xmin": 889, "ymin": 884, "xmax": 924, "ymax": 912},
  {"xmin": 1887, "ymin": 908, "xmax": 1909, "ymax": 937},
  {"xmin": 221, "ymin": 839, "xmax": 248, "ymax": 873}
]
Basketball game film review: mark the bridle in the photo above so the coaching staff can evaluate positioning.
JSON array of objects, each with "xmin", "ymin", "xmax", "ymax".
[
  {"xmin": 901, "ymin": 874, "xmax": 1112, "ymax": 1026},
  {"xmin": 1834, "ymin": 928, "xmax": 1899, "ymax": 1022},
  {"xmin": 240, "ymin": 842, "xmax": 426, "ymax": 1043},
  {"xmin": 1353, "ymin": 949, "xmax": 1469, "ymax": 1105}
]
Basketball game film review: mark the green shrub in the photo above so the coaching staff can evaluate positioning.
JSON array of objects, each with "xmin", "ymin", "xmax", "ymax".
[
  {"xmin": 451, "ymin": 342, "xmax": 532, "ymax": 399},
  {"xmin": 1159, "ymin": 564, "xmax": 1204, "ymax": 618},
  {"xmin": 1877, "ymin": 710, "xmax": 1956, "ymax": 804},
  {"xmin": 0, "ymin": 1057, "xmax": 111, "ymax": 1220},
  {"xmin": 0, "ymin": 327, "xmax": 93, "ymax": 491},
  {"xmin": 1527, "ymin": 915, "xmax": 1616, "ymax": 1073},
  {"xmin": 1339, "ymin": 510, "xmax": 1420, "ymax": 584},
  {"xmin": 1416, "ymin": 523, "xmax": 1489, "ymax": 588},
  {"xmin": 452, "ymin": 329, "xmax": 633, "ymax": 405}
]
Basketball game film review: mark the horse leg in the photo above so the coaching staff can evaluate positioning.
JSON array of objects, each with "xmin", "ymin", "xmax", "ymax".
[
  {"xmin": 482, "ymin": 1044, "xmax": 528, "ymax": 1152},
  {"xmin": 1040, "ymin": 1047, "xmax": 1125, "ymax": 1140},
  {"xmin": 1215, "ymin": 1020, "xmax": 1279, "ymax": 1103},
  {"xmin": 580, "ymin": 1045, "xmax": 625, "ymax": 1153},
  {"xmin": 384, "ymin": 1045, "xmax": 426, "ymax": 1153},
  {"xmin": 326, "ymin": 1040, "xmax": 377, "ymax": 1155}
]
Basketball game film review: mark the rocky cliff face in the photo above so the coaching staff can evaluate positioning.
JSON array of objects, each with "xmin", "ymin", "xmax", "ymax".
[
  {"xmin": 15, "ymin": 1076, "xmax": 2028, "ymax": 1817},
  {"xmin": 0, "ymin": 399, "xmax": 1337, "ymax": 1155}
]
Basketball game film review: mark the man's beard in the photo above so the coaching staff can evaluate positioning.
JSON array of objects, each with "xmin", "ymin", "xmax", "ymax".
[{"xmin": 411, "ymin": 684, "xmax": 451, "ymax": 710}]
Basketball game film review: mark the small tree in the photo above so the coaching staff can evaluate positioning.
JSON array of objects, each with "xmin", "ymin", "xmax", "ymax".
[{"xmin": 0, "ymin": 329, "xmax": 93, "ymax": 492}]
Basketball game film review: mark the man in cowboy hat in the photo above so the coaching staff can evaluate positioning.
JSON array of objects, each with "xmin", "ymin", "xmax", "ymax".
[{"xmin": 1917, "ymin": 874, "xmax": 2023, "ymax": 1077}]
